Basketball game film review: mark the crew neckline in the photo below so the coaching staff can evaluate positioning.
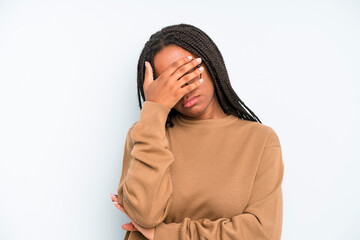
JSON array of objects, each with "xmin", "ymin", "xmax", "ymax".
[{"xmin": 174, "ymin": 112, "xmax": 239, "ymax": 128}]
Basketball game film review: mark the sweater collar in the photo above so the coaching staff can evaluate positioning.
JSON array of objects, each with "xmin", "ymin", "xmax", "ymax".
[{"xmin": 173, "ymin": 112, "xmax": 239, "ymax": 128}]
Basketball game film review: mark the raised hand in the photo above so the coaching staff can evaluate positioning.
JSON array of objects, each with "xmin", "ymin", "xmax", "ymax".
[{"xmin": 143, "ymin": 56, "xmax": 204, "ymax": 109}]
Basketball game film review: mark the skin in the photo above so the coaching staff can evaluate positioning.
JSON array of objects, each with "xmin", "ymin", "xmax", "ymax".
[
  {"xmin": 110, "ymin": 44, "xmax": 228, "ymax": 239},
  {"xmin": 111, "ymin": 194, "xmax": 154, "ymax": 240},
  {"xmin": 149, "ymin": 44, "xmax": 228, "ymax": 120}
]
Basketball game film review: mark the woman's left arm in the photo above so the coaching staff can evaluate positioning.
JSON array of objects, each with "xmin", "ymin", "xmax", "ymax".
[{"xmin": 154, "ymin": 130, "xmax": 284, "ymax": 240}]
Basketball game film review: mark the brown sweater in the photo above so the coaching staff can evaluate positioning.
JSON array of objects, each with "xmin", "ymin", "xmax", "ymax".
[{"xmin": 117, "ymin": 100, "xmax": 284, "ymax": 240}]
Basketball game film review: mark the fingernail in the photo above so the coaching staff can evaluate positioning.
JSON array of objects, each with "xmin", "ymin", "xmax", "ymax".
[{"xmin": 188, "ymin": 56, "xmax": 192, "ymax": 60}]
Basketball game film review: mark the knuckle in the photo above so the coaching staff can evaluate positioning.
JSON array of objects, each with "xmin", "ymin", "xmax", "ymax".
[
  {"xmin": 174, "ymin": 61, "xmax": 183, "ymax": 69},
  {"xmin": 186, "ymin": 84, "xmax": 194, "ymax": 90},
  {"xmin": 187, "ymin": 71, "xmax": 199, "ymax": 81},
  {"xmin": 175, "ymin": 57, "xmax": 188, "ymax": 68},
  {"xmin": 192, "ymin": 82, "xmax": 199, "ymax": 89},
  {"xmin": 183, "ymin": 56, "xmax": 191, "ymax": 62},
  {"xmin": 182, "ymin": 74, "xmax": 191, "ymax": 82},
  {"xmin": 178, "ymin": 67, "xmax": 187, "ymax": 75},
  {"xmin": 169, "ymin": 62, "xmax": 180, "ymax": 72},
  {"xmin": 194, "ymin": 69, "xmax": 201, "ymax": 76}
]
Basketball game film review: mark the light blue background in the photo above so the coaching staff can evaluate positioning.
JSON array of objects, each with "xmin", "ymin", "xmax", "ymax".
[{"xmin": 0, "ymin": 0, "xmax": 359, "ymax": 239}]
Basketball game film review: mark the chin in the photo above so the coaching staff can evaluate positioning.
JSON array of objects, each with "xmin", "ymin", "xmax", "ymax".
[{"xmin": 176, "ymin": 103, "xmax": 205, "ymax": 117}]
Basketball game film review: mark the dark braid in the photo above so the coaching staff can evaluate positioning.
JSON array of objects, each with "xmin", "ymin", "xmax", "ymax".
[{"xmin": 136, "ymin": 23, "xmax": 262, "ymax": 128}]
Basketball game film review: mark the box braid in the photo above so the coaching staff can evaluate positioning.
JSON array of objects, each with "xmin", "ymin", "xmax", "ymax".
[{"xmin": 136, "ymin": 23, "xmax": 262, "ymax": 128}]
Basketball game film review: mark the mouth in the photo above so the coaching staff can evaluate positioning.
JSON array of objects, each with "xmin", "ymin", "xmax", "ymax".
[{"xmin": 182, "ymin": 95, "xmax": 200, "ymax": 106}]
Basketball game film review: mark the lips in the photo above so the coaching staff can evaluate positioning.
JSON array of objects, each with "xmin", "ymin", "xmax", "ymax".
[{"xmin": 182, "ymin": 95, "xmax": 199, "ymax": 106}]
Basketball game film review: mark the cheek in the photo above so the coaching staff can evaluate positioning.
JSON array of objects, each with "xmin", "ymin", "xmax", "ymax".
[{"xmin": 200, "ymin": 72, "xmax": 214, "ymax": 95}]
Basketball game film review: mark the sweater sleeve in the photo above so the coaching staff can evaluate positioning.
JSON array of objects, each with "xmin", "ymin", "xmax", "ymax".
[
  {"xmin": 116, "ymin": 100, "xmax": 175, "ymax": 228},
  {"xmin": 153, "ymin": 128, "xmax": 284, "ymax": 240}
]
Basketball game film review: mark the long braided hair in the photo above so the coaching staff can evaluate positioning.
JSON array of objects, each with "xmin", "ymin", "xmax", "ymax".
[{"xmin": 136, "ymin": 23, "xmax": 262, "ymax": 128}]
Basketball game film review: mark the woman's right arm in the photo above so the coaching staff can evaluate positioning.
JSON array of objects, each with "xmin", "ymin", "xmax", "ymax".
[
  {"xmin": 117, "ymin": 56, "xmax": 204, "ymax": 229},
  {"xmin": 117, "ymin": 100, "xmax": 174, "ymax": 229}
]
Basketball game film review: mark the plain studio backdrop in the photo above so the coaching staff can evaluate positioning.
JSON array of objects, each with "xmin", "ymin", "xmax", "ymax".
[{"xmin": 0, "ymin": 0, "xmax": 359, "ymax": 239}]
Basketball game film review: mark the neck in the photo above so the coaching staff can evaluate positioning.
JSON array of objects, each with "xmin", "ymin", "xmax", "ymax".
[{"xmin": 180, "ymin": 96, "xmax": 228, "ymax": 120}]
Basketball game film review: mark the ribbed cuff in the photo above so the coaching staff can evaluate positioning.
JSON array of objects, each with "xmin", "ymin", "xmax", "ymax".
[
  {"xmin": 138, "ymin": 101, "xmax": 171, "ymax": 130},
  {"xmin": 154, "ymin": 222, "xmax": 180, "ymax": 240}
]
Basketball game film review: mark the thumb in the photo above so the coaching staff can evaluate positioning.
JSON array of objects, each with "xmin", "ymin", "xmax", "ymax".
[{"xmin": 143, "ymin": 61, "xmax": 154, "ymax": 91}]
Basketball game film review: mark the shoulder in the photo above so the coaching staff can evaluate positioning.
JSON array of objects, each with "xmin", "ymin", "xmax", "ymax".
[
  {"xmin": 232, "ymin": 118, "xmax": 281, "ymax": 148},
  {"xmin": 252, "ymin": 121, "xmax": 281, "ymax": 148}
]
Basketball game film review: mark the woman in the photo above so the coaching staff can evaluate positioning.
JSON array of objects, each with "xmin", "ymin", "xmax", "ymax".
[{"xmin": 111, "ymin": 23, "xmax": 284, "ymax": 240}]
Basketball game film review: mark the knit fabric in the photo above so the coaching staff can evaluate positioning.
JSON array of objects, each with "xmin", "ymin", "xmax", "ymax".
[{"xmin": 117, "ymin": 100, "xmax": 284, "ymax": 240}]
